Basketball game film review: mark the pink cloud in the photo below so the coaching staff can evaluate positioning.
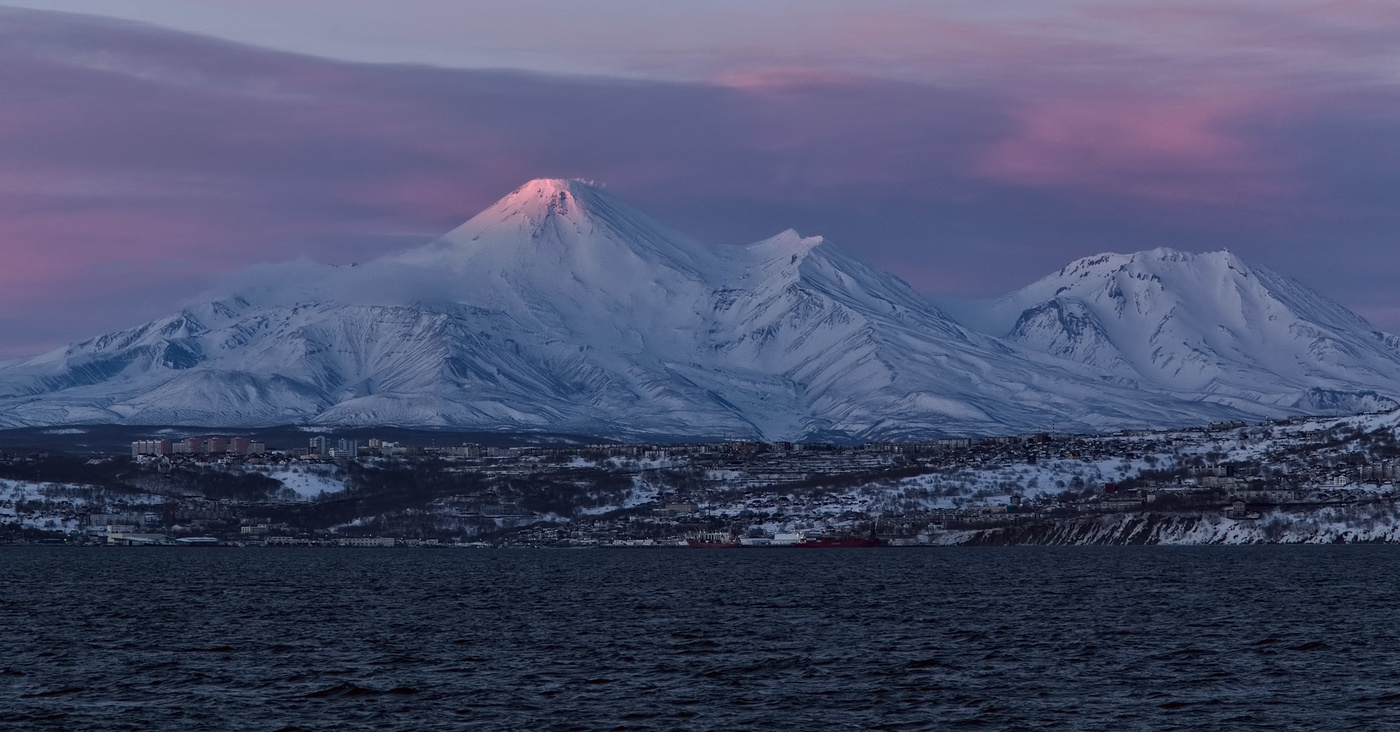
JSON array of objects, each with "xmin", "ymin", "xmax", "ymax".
[
  {"xmin": 1074, "ymin": 0, "xmax": 1400, "ymax": 75},
  {"xmin": 1, "ymin": 4, "xmax": 1399, "ymax": 357},
  {"xmin": 975, "ymin": 95, "xmax": 1295, "ymax": 205},
  {"xmin": 0, "ymin": 206, "xmax": 233, "ymax": 299}
]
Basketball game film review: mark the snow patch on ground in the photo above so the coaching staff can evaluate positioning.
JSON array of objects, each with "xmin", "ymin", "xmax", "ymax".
[
  {"xmin": 884, "ymin": 456, "xmax": 1167, "ymax": 510},
  {"xmin": 252, "ymin": 467, "xmax": 346, "ymax": 499},
  {"xmin": 935, "ymin": 502, "xmax": 1400, "ymax": 545},
  {"xmin": 0, "ymin": 479, "xmax": 100, "ymax": 532},
  {"xmin": 578, "ymin": 474, "xmax": 661, "ymax": 516}
]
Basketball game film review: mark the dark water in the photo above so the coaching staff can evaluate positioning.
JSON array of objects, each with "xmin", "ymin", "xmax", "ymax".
[{"xmin": 3, "ymin": 547, "xmax": 1400, "ymax": 731}]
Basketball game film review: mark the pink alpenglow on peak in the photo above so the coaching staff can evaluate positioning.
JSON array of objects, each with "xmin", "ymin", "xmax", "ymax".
[
  {"xmin": 2, "ymin": 181, "xmax": 1400, "ymax": 439},
  {"xmin": 409, "ymin": 177, "xmax": 716, "ymax": 277},
  {"xmin": 482, "ymin": 178, "xmax": 606, "ymax": 219},
  {"xmin": 4, "ymin": 3, "xmax": 1400, "ymax": 358}
]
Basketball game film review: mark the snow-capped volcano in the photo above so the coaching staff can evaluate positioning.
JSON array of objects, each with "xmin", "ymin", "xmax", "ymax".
[
  {"xmin": 395, "ymin": 178, "xmax": 718, "ymax": 337},
  {"xmin": 977, "ymin": 248, "xmax": 1400, "ymax": 415},
  {"xmin": 0, "ymin": 181, "xmax": 1393, "ymax": 439}
]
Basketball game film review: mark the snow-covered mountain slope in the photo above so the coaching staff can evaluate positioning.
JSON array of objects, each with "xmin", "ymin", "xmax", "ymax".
[
  {"xmin": 0, "ymin": 181, "xmax": 1387, "ymax": 439},
  {"xmin": 707, "ymin": 231, "xmax": 1223, "ymax": 440},
  {"xmin": 0, "ymin": 181, "xmax": 763, "ymax": 437},
  {"xmin": 973, "ymin": 248, "xmax": 1400, "ymax": 416}
]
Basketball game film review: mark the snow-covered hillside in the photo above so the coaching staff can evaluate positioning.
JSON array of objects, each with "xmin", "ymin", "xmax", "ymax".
[
  {"xmin": 0, "ymin": 181, "xmax": 1394, "ymax": 439},
  {"xmin": 968, "ymin": 248, "xmax": 1400, "ymax": 418}
]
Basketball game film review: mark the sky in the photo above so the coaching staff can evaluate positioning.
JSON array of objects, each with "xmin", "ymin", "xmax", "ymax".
[{"xmin": 1, "ymin": 1, "xmax": 1399, "ymax": 357}]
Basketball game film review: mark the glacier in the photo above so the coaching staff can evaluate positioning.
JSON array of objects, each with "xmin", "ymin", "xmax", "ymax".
[{"xmin": 1, "ymin": 179, "xmax": 1397, "ymax": 440}]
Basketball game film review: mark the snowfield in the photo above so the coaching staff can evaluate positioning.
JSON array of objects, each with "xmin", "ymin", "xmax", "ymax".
[
  {"xmin": 250, "ymin": 467, "xmax": 347, "ymax": 499},
  {"xmin": 935, "ymin": 503, "xmax": 1400, "ymax": 546},
  {"xmin": 3, "ymin": 179, "xmax": 1400, "ymax": 440}
]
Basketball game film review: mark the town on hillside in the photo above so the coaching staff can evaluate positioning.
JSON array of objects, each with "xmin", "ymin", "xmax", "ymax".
[{"xmin": 5, "ymin": 411, "xmax": 1400, "ymax": 547}]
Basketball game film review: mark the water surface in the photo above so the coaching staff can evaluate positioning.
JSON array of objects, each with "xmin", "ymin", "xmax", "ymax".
[{"xmin": 2, "ymin": 546, "xmax": 1398, "ymax": 730}]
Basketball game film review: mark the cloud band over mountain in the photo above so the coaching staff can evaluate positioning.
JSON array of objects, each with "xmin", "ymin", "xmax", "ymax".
[{"xmin": 2, "ymin": 4, "xmax": 1400, "ymax": 359}]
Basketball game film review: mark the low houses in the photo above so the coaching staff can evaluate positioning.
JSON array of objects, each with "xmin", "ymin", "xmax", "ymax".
[{"xmin": 338, "ymin": 536, "xmax": 396, "ymax": 548}]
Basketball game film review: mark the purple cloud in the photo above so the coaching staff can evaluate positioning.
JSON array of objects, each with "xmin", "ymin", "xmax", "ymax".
[{"xmin": 1, "ymin": 4, "xmax": 1400, "ymax": 359}]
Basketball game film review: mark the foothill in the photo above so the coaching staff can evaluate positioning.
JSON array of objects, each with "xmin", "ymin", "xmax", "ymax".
[{"xmin": 5, "ymin": 409, "xmax": 1400, "ymax": 547}]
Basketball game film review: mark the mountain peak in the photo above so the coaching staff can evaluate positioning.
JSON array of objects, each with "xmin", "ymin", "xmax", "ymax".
[
  {"xmin": 518, "ymin": 177, "xmax": 597, "ymax": 193},
  {"xmin": 1132, "ymin": 247, "xmax": 1242, "ymax": 269},
  {"xmin": 1008, "ymin": 247, "xmax": 1273, "ymax": 322},
  {"xmin": 397, "ymin": 178, "xmax": 715, "ymax": 282},
  {"xmin": 7, "ymin": 180, "xmax": 1400, "ymax": 436},
  {"xmin": 988, "ymin": 245, "xmax": 1400, "ymax": 403},
  {"xmin": 1059, "ymin": 247, "xmax": 1243, "ymax": 278},
  {"xmin": 979, "ymin": 248, "xmax": 1246, "ymax": 331},
  {"xmin": 498, "ymin": 178, "xmax": 604, "ymax": 213},
  {"xmin": 747, "ymin": 228, "xmax": 825, "ymax": 257},
  {"xmin": 463, "ymin": 177, "xmax": 616, "ymax": 230}
]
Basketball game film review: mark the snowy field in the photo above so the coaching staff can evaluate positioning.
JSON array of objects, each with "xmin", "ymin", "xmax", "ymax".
[
  {"xmin": 250, "ymin": 467, "xmax": 347, "ymax": 499},
  {"xmin": 0, "ymin": 479, "xmax": 99, "ymax": 532}
]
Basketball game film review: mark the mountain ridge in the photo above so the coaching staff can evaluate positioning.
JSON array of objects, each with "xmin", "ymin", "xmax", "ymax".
[
  {"xmin": 977, "ymin": 247, "xmax": 1400, "ymax": 414},
  {"xmin": 0, "ymin": 180, "xmax": 1394, "ymax": 439}
]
